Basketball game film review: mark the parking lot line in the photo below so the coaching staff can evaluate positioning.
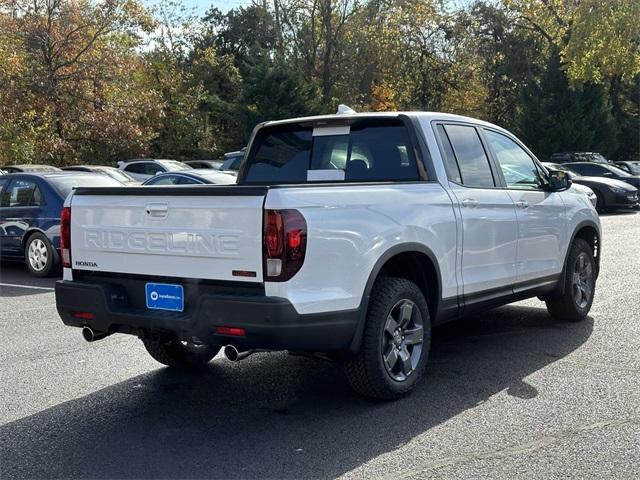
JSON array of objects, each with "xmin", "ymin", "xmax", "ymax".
[{"xmin": 0, "ymin": 282, "xmax": 55, "ymax": 291}]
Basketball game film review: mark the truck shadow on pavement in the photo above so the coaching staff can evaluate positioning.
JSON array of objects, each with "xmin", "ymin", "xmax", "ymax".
[{"xmin": 0, "ymin": 305, "xmax": 593, "ymax": 479}]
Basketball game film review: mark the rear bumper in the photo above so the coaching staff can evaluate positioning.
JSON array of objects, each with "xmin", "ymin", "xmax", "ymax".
[{"xmin": 55, "ymin": 279, "xmax": 359, "ymax": 352}]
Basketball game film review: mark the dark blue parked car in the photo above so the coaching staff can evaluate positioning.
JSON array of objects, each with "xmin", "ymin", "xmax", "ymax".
[{"xmin": 0, "ymin": 172, "xmax": 123, "ymax": 277}]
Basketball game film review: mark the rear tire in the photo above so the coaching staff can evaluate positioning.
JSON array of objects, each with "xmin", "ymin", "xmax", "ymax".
[
  {"xmin": 143, "ymin": 337, "xmax": 220, "ymax": 369},
  {"xmin": 545, "ymin": 238, "xmax": 596, "ymax": 322},
  {"xmin": 24, "ymin": 232, "xmax": 58, "ymax": 277},
  {"xmin": 343, "ymin": 277, "xmax": 431, "ymax": 400}
]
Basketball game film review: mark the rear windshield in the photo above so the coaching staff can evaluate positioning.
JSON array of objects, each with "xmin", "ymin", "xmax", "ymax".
[
  {"xmin": 97, "ymin": 168, "xmax": 134, "ymax": 182},
  {"xmin": 243, "ymin": 119, "xmax": 420, "ymax": 183},
  {"xmin": 49, "ymin": 175, "xmax": 123, "ymax": 198}
]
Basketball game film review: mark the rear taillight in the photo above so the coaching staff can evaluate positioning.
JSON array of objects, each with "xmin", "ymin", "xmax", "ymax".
[
  {"xmin": 263, "ymin": 209, "xmax": 307, "ymax": 281},
  {"xmin": 60, "ymin": 206, "xmax": 71, "ymax": 268}
]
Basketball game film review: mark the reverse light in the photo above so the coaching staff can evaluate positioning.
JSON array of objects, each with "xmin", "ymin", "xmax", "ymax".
[
  {"xmin": 60, "ymin": 206, "xmax": 71, "ymax": 268},
  {"xmin": 263, "ymin": 209, "xmax": 307, "ymax": 282}
]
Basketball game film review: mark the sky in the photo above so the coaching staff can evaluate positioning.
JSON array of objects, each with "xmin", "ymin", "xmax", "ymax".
[
  {"xmin": 143, "ymin": 0, "xmax": 473, "ymax": 18},
  {"xmin": 143, "ymin": 0, "xmax": 254, "ymax": 17}
]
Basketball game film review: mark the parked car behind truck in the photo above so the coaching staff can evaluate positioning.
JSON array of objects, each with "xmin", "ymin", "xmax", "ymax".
[
  {"xmin": 142, "ymin": 169, "xmax": 236, "ymax": 186},
  {"xmin": 55, "ymin": 111, "xmax": 601, "ymax": 399},
  {"xmin": 0, "ymin": 172, "xmax": 124, "ymax": 276},
  {"xmin": 117, "ymin": 159, "xmax": 192, "ymax": 181},
  {"xmin": 62, "ymin": 165, "xmax": 138, "ymax": 184},
  {"xmin": 544, "ymin": 162, "xmax": 639, "ymax": 212},
  {"xmin": 3, "ymin": 164, "xmax": 62, "ymax": 173},
  {"xmin": 562, "ymin": 162, "xmax": 640, "ymax": 190}
]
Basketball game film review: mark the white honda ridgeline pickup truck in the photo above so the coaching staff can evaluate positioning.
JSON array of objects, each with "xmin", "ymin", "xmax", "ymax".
[{"xmin": 55, "ymin": 111, "xmax": 601, "ymax": 399}]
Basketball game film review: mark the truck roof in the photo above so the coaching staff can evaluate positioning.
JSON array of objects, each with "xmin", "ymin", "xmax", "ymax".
[{"xmin": 262, "ymin": 111, "xmax": 505, "ymax": 131}]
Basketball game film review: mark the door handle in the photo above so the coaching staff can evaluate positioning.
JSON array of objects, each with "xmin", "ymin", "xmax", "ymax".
[
  {"xmin": 145, "ymin": 203, "xmax": 168, "ymax": 218},
  {"xmin": 515, "ymin": 200, "xmax": 529, "ymax": 209},
  {"xmin": 461, "ymin": 198, "xmax": 479, "ymax": 208}
]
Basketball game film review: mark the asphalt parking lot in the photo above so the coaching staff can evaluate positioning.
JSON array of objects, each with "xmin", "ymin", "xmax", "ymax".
[{"xmin": 1, "ymin": 211, "xmax": 638, "ymax": 479}]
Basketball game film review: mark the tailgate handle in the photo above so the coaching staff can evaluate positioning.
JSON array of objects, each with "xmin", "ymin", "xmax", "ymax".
[{"xmin": 146, "ymin": 203, "xmax": 168, "ymax": 218}]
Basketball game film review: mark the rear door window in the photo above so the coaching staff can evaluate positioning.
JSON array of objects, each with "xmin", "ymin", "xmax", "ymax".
[
  {"xmin": 1, "ymin": 179, "xmax": 42, "ymax": 207},
  {"xmin": 124, "ymin": 163, "xmax": 145, "ymax": 174},
  {"xmin": 435, "ymin": 125, "xmax": 462, "ymax": 183},
  {"xmin": 243, "ymin": 119, "xmax": 420, "ymax": 183},
  {"xmin": 441, "ymin": 124, "xmax": 495, "ymax": 188},
  {"xmin": 569, "ymin": 164, "xmax": 606, "ymax": 176}
]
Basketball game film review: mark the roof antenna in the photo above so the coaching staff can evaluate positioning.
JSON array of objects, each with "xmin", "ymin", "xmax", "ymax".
[{"xmin": 337, "ymin": 104, "xmax": 357, "ymax": 115}]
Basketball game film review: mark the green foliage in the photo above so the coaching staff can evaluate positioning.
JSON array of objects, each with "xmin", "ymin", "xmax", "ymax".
[
  {"xmin": 242, "ymin": 61, "xmax": 325, "ymax": 131},
  {"xmin": 0, "ymin": 0, "xmax": 637, "ymax": 166},
  {"xmin": 610, "ymin": 76, "xmax": 640, "ymax": 162},
  {"xmin": 520, "ymin": 52, "xmax": 617, "ymax": 161}
]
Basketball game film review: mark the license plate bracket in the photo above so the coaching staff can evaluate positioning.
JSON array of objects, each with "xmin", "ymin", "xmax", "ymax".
[{"xmin": 145, "ymin": 283, "xmax": 184, "ymax": 312}]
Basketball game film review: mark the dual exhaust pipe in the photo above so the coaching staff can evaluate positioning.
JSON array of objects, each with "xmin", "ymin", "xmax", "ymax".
[{"xmin": 81, "ymin": 328, "xmax": 257, "ymax": 363}]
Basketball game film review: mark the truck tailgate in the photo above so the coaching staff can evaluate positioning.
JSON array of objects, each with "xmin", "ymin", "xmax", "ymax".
[{"xmin": 69, "ymin": 186, "xmax": 266, "ymax": 282}]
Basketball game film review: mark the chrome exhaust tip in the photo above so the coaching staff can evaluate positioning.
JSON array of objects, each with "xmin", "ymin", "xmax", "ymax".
[
  {"xmin": 223, "ymin": 344, "xmax": 240, "ymax": 361},
  {"xmin": 82, "ymin": 326, "xmax": 111, "ymax": 342},
  {"xmin": 223, "ymin": 345, "xmax": 260, "ymax": 362}
]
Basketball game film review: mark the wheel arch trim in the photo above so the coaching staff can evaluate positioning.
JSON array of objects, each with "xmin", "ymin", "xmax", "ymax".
[
  {"xmin": 21, "ymin": 228, "xmax": 51, "ymax": 251},
  {"xmin": 553, "ymin": 220, "xmax": 601, "ymax": 298},
  {"xmin": 348, "ymin": 242, "xmax": 444, "ymax": 353}
]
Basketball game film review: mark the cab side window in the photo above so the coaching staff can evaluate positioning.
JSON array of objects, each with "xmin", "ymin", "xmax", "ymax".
[
  {"xmin": 440, "ymin": 124, "xmax": 495, "ymax": 187},
  {"xmin": 484, "ymin": 130, "xmax": 543, "ymax": 190}
]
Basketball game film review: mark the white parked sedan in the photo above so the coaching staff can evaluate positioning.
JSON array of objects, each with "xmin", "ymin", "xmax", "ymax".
[{"xmin": 117, "ymin": 159, "xmax": 192, "ymax": 181}]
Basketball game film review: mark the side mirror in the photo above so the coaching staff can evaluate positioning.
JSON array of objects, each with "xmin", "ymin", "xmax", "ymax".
[{"xmin": 547, "ymin": 169, "xmax": 572, "ymax": 191}]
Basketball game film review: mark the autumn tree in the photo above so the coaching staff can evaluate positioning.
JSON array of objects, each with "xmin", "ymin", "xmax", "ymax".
[{"xmin": 0, "ymin": 0, "xmax": 160, "ymax": 165}]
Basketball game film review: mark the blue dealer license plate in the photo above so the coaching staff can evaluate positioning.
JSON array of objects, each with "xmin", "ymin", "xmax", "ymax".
[{"xmin": 145, "ymin": 283, "xmax": 184, "ymax": 312}]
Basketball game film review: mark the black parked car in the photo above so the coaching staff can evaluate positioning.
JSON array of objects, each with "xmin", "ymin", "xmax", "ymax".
[
  {"xmin": 0, "ymin": 172, "xmax": 124, "ymax": 276},
  {"xmin": 550, "ymin": 152, "xmax": 609, "ymax": 164},
  {"xmin": 614, "ymin": 161, "xmax": 640, "ymax": 176},
  {"xmin": 562, "ymin": 162, "xmax": 640, "ymax": 190},
  {"xmin": 142, "ymin": 169, "xmax": 237, "ymax": 186},
  {"xmin": 543, "ymin": 163, "xmax": 639, "ymax": 212}
]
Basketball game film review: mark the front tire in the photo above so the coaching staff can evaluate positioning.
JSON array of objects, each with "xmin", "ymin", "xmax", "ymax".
[
  {"xmin": 545, "ymin": 238, "xmax": 596, "ymax": 322},
  {"xmin": 143, "ymin": 337, "xmax": 220, "ymax": 369},
  {"xmin": 343, "ymin": 277, "xmax": 431, "ymax": 400},
  {"xmin": 24, "ymin": 233, "xmax": 58, "ymax": 277}
]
